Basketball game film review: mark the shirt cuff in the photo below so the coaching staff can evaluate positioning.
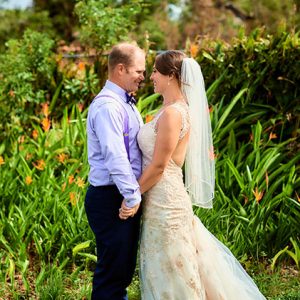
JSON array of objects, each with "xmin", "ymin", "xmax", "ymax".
[{"xmin": 125, "ymin": 190, "xmax": 141, "ymax": 208}]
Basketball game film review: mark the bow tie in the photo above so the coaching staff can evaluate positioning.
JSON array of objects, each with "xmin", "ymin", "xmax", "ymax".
[{"xmin": 125, "ymin": 93, "xmax": 137, "ymax": 105}]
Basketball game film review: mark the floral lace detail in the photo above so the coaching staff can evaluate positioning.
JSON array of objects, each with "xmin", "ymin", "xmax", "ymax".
[
  {"xmin": 137, "ymin": 101, "xmax": 266, "ymax": 300},
  {"xmin": 138, "ymin": 103, "xmax": 203, "ymax": 299}
]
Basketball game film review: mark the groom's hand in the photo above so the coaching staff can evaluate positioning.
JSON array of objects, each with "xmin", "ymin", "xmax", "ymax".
[{"xmin": 119, "ymin": 200, "xmax": 140, "ymax": 220}]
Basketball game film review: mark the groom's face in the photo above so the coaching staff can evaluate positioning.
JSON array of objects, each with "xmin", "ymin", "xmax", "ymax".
[{"xmin": 122, "ymin": 51, "xmax": 146, "ymax": 93}]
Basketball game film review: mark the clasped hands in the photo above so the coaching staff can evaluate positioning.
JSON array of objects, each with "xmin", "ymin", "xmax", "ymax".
[{"xmin": 119, "ymin": 199, "xmax": 140, "ymax": 220}]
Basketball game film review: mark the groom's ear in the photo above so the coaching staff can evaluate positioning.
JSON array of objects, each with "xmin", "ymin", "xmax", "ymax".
[{"xmin": 116, "ymin": 63, "xmax": 125, "ymax": 75}]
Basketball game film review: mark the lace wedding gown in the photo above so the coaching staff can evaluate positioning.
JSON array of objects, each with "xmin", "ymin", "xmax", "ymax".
[{"xmin": 137, "ymin": 102, "xmax": 266, "ymax": 300}]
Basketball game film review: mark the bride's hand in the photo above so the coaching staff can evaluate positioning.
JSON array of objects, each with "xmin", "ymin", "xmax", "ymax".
[{"xmin": 119, "ymin": 200, "xmax": 140, "ymax": 220}]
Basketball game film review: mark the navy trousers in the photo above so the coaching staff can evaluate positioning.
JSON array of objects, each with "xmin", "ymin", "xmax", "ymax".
[{"xmin": 85, "ymin": 185, "xmax": 141, "ymax": 300}]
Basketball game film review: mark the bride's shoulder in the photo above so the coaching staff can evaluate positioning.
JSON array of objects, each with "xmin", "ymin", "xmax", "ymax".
[
  {"xmin": 154, "ymin": 102, "xmax": 189, "ymax": 133},
  {"xmin": 159, "ymin": 105, "xmax": 183, "ymax": 122},
  {"xmin": 166, "ymin": 102, "xmax": 189, "ymax": 121}
]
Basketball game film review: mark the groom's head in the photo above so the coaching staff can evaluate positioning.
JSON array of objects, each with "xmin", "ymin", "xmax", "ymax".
[{"xmin": 108, "ymin": 42, "xmax": 146, "ymax": 93}]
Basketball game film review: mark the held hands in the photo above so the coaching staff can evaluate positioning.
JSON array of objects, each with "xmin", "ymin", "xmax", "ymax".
[{"xmin": 119, "ymin": 199, "xmax": 140, "ymax": 220}]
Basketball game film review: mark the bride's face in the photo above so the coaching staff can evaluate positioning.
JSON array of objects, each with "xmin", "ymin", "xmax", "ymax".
[{"xmin": 150, "ymin": 66, "xmax": 169, "ymax": 94}]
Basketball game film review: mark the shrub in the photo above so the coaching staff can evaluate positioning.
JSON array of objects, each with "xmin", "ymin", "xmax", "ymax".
[{"xmin": 0, "ymin": 29, "xmax": 55, "ymax": 144}]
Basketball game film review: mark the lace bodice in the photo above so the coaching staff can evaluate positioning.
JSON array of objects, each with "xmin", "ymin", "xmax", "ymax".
[
  {"xmin": 137, "ymin": 101, "xmax": 190, "ymax": 171},
  {"xmin": 137, "ymin": 101, "xmax": 193, "ymax": 240}
]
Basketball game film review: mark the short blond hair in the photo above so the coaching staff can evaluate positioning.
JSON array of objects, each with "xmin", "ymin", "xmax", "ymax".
[{"xmin": 108, "ymin": 42, "xmax": 144, "ymax": 72}]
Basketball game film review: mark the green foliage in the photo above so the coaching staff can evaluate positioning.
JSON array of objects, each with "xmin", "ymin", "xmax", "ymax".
[
  {"xmin": 133, "ymin": 0, "xmax": 181, "ymax": 50},
  {"xmin": 0, "ymin": 106, "xmax": 94, "ymax": 297},
  {"xmin": 0, "ymin": 9, "xmax": 55, "ymax": 52},
  {"xmin": 0, "ymin": 29, "xmax": 55, "ymax": 93},
  {"xmin": 36, "ymin": 266, "xmax": 64, "ymax": 299},
  {"xmin": 33, "ymin": 0, "xmax": 77, "ymax": 42},
  {"xmin": 252, "ymin": 263, "xmax": 300, "ymax": 299},
  {"xmin": 75, "ymin": 0, "xmax": 142, "ymax": 53},
  {"xmin": 272, "ymin": 238, "xmax": 300, "ymax": 270},
  {"xmin": 0, "ymin": 23, "xmax": 299, "ymax": 298},
  {"xmin": 198, "ymin": 28, "xmax": 300, "ymax": 143},
  {"xmin": 0, "ymin": 29, "xmax": 56, "ymax": 143},
  {"xmin": 193, "ymin": 35, "xmax": 300, "ymax": 258},
  {"xmin": 232, "ymin": 0, "xmax": 300, "ymax": 33},
  {"xmin": 59, "ymin": 64, "xmax": 100, "ymax": 115}
]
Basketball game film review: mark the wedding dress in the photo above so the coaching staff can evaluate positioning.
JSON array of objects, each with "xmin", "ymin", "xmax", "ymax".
[{"xmin": 137, "ymin": 102, "xmax": 266, "ymax": 300}]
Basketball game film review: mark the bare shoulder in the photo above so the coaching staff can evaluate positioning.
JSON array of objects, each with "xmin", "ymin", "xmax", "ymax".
[
  {"xmin": 160, "ymin": 106, "xmax": 182, "ymax": 122},
  {"xmin": 157, "ymin": 106, "xmax": 182, "ymax": 131}
]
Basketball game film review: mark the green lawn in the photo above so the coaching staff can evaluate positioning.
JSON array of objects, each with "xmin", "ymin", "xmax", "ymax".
[{"xmin": 1, "ymin": 262, "xmax": 298, "ymax": 299}]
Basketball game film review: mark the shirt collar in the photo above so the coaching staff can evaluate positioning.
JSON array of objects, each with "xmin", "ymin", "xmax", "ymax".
[{"xmin": 104, "ymin": 80, "xmax": 127, "ymax": 103}]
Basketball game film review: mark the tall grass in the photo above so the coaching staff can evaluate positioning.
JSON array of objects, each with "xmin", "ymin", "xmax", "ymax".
[
  {"xmin": 0, "ymin": 82, "xmax": 298, "ymax": 297},
  {"xmin": 195, "ymin": 69, "xmax": 300, "ymax": 262},
  {"xmin": 0, "ymin": 105, "xmax": 95, "ymax": 297}
]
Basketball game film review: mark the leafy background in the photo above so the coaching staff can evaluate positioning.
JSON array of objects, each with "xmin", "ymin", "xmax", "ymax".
[{"xmin": 0, "ymin": 0, "xmax": 299, "ymax": 299}]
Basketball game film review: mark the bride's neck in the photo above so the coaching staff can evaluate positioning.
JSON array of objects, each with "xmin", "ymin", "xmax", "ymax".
[{"xmin": 162, "ymin": 88, "xmax": 184, "ymax": 106}]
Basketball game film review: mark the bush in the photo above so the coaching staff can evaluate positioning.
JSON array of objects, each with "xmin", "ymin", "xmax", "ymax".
[
  {"xmin": 0, "ymin": 9, "xmax": 55, "ymax": 52},
  {"xmin": 195, "ymin": 28, "xmax": 300, "ymax": 144},
  {"xmin": 0, "ymin": 29, "xmax": 55, "ymax": 144},
  {"xmin": 75, "ymin": 0, "xmax": 142, "ymax": 54}
]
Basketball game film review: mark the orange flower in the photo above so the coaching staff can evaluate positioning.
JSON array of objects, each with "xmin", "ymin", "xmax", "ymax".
[
  {"xmin": 253, "ymin": 187, "xmax": 264, "ymax": 203},
  {"xmin": 76, "ymin": 177, "xmax": 85, "ymax": 188},
  {"xmin": 190, "ymin": 43, "xmax": 199, "ymax": 58},
  {"xmin": 25, "ymin": 176, "xmax": 32, "ymax": 185},
  {"xmin": 32, "ymin": 129, "xmax": 38, "ymax": 140},
  {"xmin": 269, "ymin": 132, "xmax": 277, "ymax": 140},
  {"xmin": 296, "ymin": 192, "xmax": 299, "ymax": 203},
  {"xmin": 9, "ymin": 90, "xmax": 15, "ymax": 97},
  {"xmin": 18, "ymin": 135, "xmax": 25, "ymax": 144},
  {"xmin": 68, "ymin": 175, "xmax": 75, "ymax": 184},
  {"xmin": 265, "ymin": 172, "xmax": 269, "ymax": 188},
  {"xmin": 25, "ymin": 153, "xmax": 33, "ymax": 161},
  {"xmin": 41, "ymin": 118, "xmax": 51, "ymax": 132},
  {"xmin": 78, "ymin": 62, "xmax": 85, "ymax": 71},
  {"xmin": 57, "ymin": 153, "xmax": 67, "ymax": 164},
  {"xmin": 33, "ymin": 159, "xmax": 45, "ymax": 171},
  {"xmin": 0, "ymin": 156, "xmax": 4, "ymax": 165},
  {"xmin": 69, "ymin": 192, "xmax": 77, "ymax": 206},
  {"xmin": 145, "ymin": 115, "xmax": 154, "ymax": 123},
  {"xmin": 77, "ymin": 103, "xmax": 84, "ymax": 112},
  {"xmin": 42, "ymin": 103, "xmax": 50, "ymax": 117}
]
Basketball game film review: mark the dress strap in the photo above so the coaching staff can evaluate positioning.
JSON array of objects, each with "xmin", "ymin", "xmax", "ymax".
[
  {"xmin": 171, "ymin": 102, "xmax": 190, "ymax": 139},
  {"xmin": 153, "ymin": 102, "xmax": 190, "ymax": 139}
]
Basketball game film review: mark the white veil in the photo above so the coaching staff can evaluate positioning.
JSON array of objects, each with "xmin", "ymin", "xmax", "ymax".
[{"xmin": 181, "ymin": 58, "xmax": 215, "ymax": 208}]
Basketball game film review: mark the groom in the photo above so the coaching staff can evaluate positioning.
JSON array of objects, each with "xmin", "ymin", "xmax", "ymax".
[{"xmin": 85, "ymin": 42, "xmax": 145, "ymax": 300}]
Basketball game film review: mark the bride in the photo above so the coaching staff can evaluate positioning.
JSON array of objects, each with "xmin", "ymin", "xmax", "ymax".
[{"xmin": 120, "ymin": 50, "xmax": 266, "ymax": 300}]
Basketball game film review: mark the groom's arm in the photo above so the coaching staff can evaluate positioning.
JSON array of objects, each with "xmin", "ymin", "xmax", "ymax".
[{"xmin": 92, "ymin": 103, "xmax": 141, "ymax": 206}]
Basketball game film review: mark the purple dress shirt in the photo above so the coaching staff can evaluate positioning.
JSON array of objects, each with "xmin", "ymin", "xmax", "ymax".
[{"xmin": 87, "ymin": 80, "xmax": 143, "ymax": 207}]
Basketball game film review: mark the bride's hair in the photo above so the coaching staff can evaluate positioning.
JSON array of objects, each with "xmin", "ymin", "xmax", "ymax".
[
  {"xmin": 155, "ymin": 50, "xmax": 186, "ymax": 84},
  {"xmin": 155, "ymin": 52, "xmax": 215, "ymax": 208}
]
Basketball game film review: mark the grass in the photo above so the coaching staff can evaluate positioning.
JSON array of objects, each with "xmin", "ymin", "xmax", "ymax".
[
  {"xmin": 252, "ymin": 263, "xmax": 300, "ymax": 300},
  {"xmin": 0, "ymin": 262, "xmax": 298, "ymax": 299}
]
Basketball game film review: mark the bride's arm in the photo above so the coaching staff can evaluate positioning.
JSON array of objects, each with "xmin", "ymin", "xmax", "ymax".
[
  {"xmin": 139, "ymin": 107, "xmax": 182, "ymax": 194},
  {"xmin": 119, "ymin": 107, "xmax": 182, "ymax": 219}
]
